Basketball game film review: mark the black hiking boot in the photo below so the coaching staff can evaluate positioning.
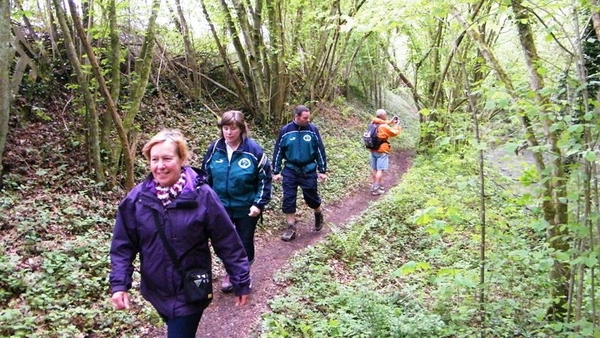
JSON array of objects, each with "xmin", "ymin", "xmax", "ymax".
[
  {"xmin": 281, "ymin": 223, "xmax": 297, "ymax": 242},
  {"xmin": 220, "ymin": 274, "xmax": 233, "ymax": 293},
  {"xmin": 314, "ymin": 212, "xmax": 324, "ymax": 231}
]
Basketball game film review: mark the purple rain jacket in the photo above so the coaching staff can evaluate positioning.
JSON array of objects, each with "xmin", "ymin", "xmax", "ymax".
[{"xmin": 109, "ymin": 166, "xmax": 251, "ymax": 319}]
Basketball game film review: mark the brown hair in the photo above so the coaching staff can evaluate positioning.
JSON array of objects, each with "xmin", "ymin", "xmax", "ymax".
[
  {"xmin": 142, "ymin": 129, "xmax": 190, "ymax": 163},
  {"xmin": 217, "ymin": 110, "xmax": 249, "ymax": 139},
  {"xmin": 294, "ymin": 105, "xmax": 310, "ymax": 116}
]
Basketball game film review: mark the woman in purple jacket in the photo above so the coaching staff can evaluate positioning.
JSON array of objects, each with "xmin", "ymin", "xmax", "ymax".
[{"xmin": 109, "ymin": 129, "xmax": 251, "ymax": 338}]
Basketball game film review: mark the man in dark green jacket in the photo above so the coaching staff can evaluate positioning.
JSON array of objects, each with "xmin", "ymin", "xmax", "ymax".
[{"xmin": 272, "ymin": 105, "xmax": 328, "ymax": 241}]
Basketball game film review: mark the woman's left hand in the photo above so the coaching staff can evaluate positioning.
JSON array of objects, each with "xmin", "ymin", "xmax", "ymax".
[
  {"xmin": 248, "ymin": 206, "xmax": 261, "ymax": 217},
  {"xmin": 236, "ymin": 294, "xmax": 249, "ymax": 306}
]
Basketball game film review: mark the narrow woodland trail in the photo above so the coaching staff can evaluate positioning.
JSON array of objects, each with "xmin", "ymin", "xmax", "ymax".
[{"xmin": 148, "ymin": 150, "xmax": 414, "ymax": 338}]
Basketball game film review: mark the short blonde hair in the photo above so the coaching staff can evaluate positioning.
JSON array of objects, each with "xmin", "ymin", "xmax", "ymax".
[
  {"xmin": 142, "ymin": 129, "xmax": 190, "ymax": 163},
  {"xmin": 217, "ymin": 110, "xmax": 249, "ymax": 139}
]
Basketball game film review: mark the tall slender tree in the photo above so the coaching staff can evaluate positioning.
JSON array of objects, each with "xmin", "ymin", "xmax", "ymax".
[
  {"xmin": 0, "ymin": 0, "xmax": 11, "ymax": 186},
  {"xmin": 453, "ymin": 0, "xmax": 573, "ymax": 319},
  {"xmin": 173, "ymin": 0, "xmax": 201, "ymax": 98},
  {"xmin": 122, "ymin": 0, "xmax": 160, "ymax": 132},
  {"xmin": 99, "ymin": 0, "xmax": 121, "ymax": 152},
  {"xmin": 52, "ymin": 0, "xmax": 106, "ymax": 184}
]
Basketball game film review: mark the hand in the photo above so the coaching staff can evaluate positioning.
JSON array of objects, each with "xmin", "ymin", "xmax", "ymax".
[
  {"xmin": 235, "ymin": 294, "xmax": 250, "ymax": 306},
  {"xmin": 317, "ymin": 173, "xmax": 328, "ymax": 182},
  {"xmin": 272, "ymin": 174, "xmax": 282, "ymax": 182},
  {"xmin": 248, "ymin": 206, "xmax": 261, "ymax": 217},
  {"xmin": 111, "ymin": 291, "xmax": 130, "ymax": 310}
]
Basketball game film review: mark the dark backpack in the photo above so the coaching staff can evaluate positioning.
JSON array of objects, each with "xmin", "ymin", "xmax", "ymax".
[{"xmin": 363, "ymin": 122, "xmax": 386, "ymax": 149}]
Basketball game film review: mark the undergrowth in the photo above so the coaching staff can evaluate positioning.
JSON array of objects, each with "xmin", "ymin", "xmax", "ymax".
[{"xmin": 261, "ymin": 151, "xmax": 578, "ymax": 337}]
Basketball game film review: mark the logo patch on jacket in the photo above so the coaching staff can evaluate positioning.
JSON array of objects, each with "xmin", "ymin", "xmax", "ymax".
[
  {"xmin": 238, "ymin": 158, "xmax": 251, "ymax": 169},
  {"xmin": 303, "ymin": 135, "xmax": 312, "ymax": 142}
]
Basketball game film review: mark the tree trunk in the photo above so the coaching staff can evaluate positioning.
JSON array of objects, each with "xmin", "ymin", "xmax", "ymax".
[
  {"xmin": 511, "ymin": 0, "xmax": 569, "ymax": 319},
  {"xmin": 174, "ymin": 0, "xmax": 200, "ymax": 98},
  {"xmin": 63, "ymin": 0, "xmax": 135, "ymax": 190},
  {"xmin": 265, "ymin": 0, "xmax": 289, "ymax": 126},
  {"xmin": 592, "ymin": 0, "xmax": 600, "ymax": 39},
  {"xmin": 44, "ymin": 0, "xmax": 61, "ymax": 59},
  {"xmin": 52, "ymin": 0, "xmax": 106, "ymax": 185},
  {"xmin": 454, "ymin": 1, "xmax": 570, "ymax": 319},
  {"xmin": 100, "ymin": 0, "xmax": 121, "ymax": 154},
  {"xmin": 199, "ymin": 0, "xmax": 252, "ymax": 112},
  {"xmin": 218, "ymin": 0, "xmax": 260, "ymax": 113},
  {"xmin": 0, "ymin": 0, "xmax": 11, "ymax": 188},
  {"xmin": 122, "ymin": 0, "xmax": 160, "ymax": 132},
  {"xmin": 299, "ymin": 0, "xmax": 338, "ymax": 102}
]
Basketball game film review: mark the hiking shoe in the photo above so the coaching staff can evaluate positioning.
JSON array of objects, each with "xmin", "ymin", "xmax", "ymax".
[
  {"xmin": 371, "ymin": 185, "xmax": 385, "ymax": 192},
  {"xmin": 281, "ymin": 224, "xmax": 297, "ymax": 242},
  {"xmin": 371, "ymin": 187, "xmax": 385, "ymax": 196},
  {"xmin": 220, "ymin": 274, "xmax": 233, "ymax": 293},
  {"xmin": 314, "ymin": 212, "xmax": 324, "ymax": 231}
]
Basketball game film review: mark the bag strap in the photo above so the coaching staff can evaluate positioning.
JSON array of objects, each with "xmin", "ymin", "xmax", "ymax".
[
  {"xmin": 150, "ymin": 208, "xmax": 185, "ymax": 276},
  {"xmin": 150, "ymin": 175, "xmax": 207, "ymax": 276}
]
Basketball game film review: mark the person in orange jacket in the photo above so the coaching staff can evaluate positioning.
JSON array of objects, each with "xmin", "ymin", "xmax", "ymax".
[{"xmin": 370, "ymin": 109, "xmax": 402, "ymax": 195}]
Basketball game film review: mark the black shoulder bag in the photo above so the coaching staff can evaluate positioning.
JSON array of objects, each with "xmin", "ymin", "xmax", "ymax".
[{"xmin": 151, "ymin": 209, "xmax": 213, "ymax": 303}]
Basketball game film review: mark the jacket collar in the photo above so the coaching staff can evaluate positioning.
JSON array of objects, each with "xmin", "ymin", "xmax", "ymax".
[{"xmin": 216, "ymin": 137, "xmax": 247, "ymax": 151}]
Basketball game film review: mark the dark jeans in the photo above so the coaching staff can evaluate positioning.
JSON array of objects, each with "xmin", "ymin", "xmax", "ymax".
[
  {"xmin": 231, "ymin": 215, "xmax": 259, "ymax": 264},
  {"xmin": 165, "ymin": 311, "xmax": 204, "ymax": 338},
  {"xmin": 281, "ymin": 167, "xmax": 321, "ymax": 214}
]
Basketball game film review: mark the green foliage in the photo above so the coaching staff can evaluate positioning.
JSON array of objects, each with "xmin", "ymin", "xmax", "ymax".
[
  {"xmin": 261, "ymin": 151, "xmax": 591, "ymax": 337},
  {"xmin": 0, "ymin": 180, "xmax": 124, "ymax": 336},
  {"xmin": 0, "ymin": 250, "xmax": 27, "ymax": 306}
]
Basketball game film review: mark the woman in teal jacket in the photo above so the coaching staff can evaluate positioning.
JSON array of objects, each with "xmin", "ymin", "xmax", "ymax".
[{"xmin": 201, "ymin": 110, "xmax": 272, "ymax": 292}]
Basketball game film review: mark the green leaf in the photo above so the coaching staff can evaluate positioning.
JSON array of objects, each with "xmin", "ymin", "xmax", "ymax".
[
  {"xmin": 584, "ymin": 151, "xmax": 596, "ymax": 162},
  {"xmin": 438, "ymin": 268, "xmax": 461, "ymax": 276},
  {"xmin": 555, "ymin": 251, "xmax": 570, "ymax": 262},
  {"xmin": 549, "ymin": 123, "xmax": 562, "ymax": 132},
  {"xmin": 397, "ymin": 261, "xmax": 430, "ymax": 276},
  {"xmin": 484, "ymin": 99, "xmax": 496, "ymax": 110},
  {"xmin": 503, "ymin": 142, "xmax": 520, "ymax": 154},
  {"xmin": 475, "ymin": 142, "xmax": 488, "ymax": 150},
  {"xmin": 497, "ymin": 97, "xmax": 511, "ymax": 109},
  {"xmin": 438, "ymin": 137, "xmax": 451, "ymax": 146},
  {"xmin": 414, "ymin": 207, "xmax": 437, "ymax": 225},
  {"xmin": 398, "ymin": 261, "xmax": 417, "ymax": 275},
  {"xmin": 454, "ymin": 274, "xmax": 476, "ymax": 288},
  {"xmin": 415, "ymin": 213, "xmax": 432, "ymax": 225},
  {"xmin": 584, "ymin": 255, "xmax": 598, "ymax": 268},
  {"xmin": 567, "ymin": 124, "xmax": 584, "ymax": 133},
  {"xmin": 443, "ymin": 224, "xmax": 455, "ymax": 233}
]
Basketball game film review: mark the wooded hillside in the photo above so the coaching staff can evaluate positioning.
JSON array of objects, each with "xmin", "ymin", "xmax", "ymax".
[{"xmin": 1, "ymin": 0, "xmax": 599, "ymax": 336}]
